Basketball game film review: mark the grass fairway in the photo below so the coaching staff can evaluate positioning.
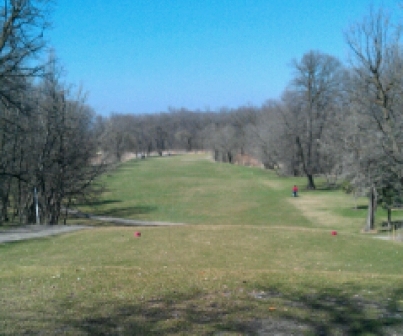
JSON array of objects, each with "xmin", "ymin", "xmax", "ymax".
[
  {"xmin": 1, "ymin": 154, "xmax": 403, "ymax": 335},
  {"xmin": 86, "ymin": 154, "xmax": 312, "ymax": 228}
]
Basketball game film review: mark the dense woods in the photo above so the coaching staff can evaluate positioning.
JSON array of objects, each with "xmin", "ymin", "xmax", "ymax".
[{"xmin": 1, "ymin": 2, "xmax": 402, "ymax": 228}]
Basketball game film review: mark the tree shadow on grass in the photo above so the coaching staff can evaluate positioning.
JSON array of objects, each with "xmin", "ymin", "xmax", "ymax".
[
  {"xmin": 58, "ymin": 290, "xmax": 258, "ymax": 335},
  {"xmin": 52, "ymin": 285, "xmax": 403, "ymax": 335},
  {"xmin": 72, "ymin": 196, "xmax": 121, "ymax": 209},
  {"xmin": 87, "ymin": 199, "xmax": 122, "ymax": 207},
  {"xmin": 95, "ymin": 205, "xmax": 157, "ymax": 218},
  {"xmin": 311, "ymin": 185, "xmax": 341, "ymax": 192},
  {"xmin": 353, "ymin": 205, "xmax": 368, "ymax": 210},
  {"xmin": 68, "ymin": 203, "xmax": 157, "ymax": 224},
  {"xmin": 255, "ymin": 284, "xmax": 403, "ymax": 335}
]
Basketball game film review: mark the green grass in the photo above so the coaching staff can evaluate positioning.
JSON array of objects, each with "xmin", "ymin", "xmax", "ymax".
[
  {"xmin": 1, "ymin": 154, "xmax": 403, "ymax": 335},
  {"xmin": 87, "ymin": 154, "xmax": 313, "ymax": 227}
]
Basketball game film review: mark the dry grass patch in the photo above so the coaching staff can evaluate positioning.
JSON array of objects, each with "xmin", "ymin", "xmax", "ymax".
[
  {"xmin": 290, "ymin": 195, "xmax": 341, "ymax": 227},
  {"xmin": 261, "ymin": 180, "xmax": 283, "ymax": 190},
  {"xmin": 289, "ymin": 192, "xmax": 364, "ymax": 232}
]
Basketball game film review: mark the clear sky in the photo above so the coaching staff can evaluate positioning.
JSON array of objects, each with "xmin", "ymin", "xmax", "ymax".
[{"xmin": 46, "ymin": 0, "xmax": 400, "ymax": 115}]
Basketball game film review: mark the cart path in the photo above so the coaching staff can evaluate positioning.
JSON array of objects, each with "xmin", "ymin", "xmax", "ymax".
[
  {"xmin": 0, "ymin": 214, "xmax": 184, "ymax": 244},
  {"xmin": 0, "ymin": 225, "xmax": 92, "ymax": 244},
  {"xmin": 88, "ymin": 215, "xmax": 184, "ymax": 227}
]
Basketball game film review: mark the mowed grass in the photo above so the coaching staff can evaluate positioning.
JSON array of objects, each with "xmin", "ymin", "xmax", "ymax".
[
  {"xmin": 86, "ymin": 154, "xmax": 313, "ymax": 228},
  {"xmin": 1, "ymin": 154, "xmax": 403, "ymax": 335},
  {"xmin": 86, "ymin": 154, "xmax": 400, "ymax": 232}
]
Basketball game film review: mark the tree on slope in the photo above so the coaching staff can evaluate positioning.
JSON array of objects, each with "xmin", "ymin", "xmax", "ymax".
[
  {"xmin": 345, "ymin": 8, "xmax": 403, "ymax": 230},
  {"xmin": 287, "ymin": 50, "xmax": 344, "ymax": 189}
]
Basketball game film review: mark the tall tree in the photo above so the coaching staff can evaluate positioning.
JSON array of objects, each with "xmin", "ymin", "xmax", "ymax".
[
  {"xmin": 0, "ymin": 0, "xmax": 50, "ymax": 224},
  {"xmin": 346, "ymin": 8, "xmax": 403, "ymax": 165},
  {"xmin": 345, "ymin": 8, "xmax": 403, "ymax": 230},
  {"xmin": 287, "ymin": 50, "xmax": 344, "ymax": 189}
]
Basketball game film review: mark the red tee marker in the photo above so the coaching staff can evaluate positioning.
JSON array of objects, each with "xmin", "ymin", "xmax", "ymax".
[
  {"xmin": 331, "ymin": 231, "xmax": 337, "ymax": 236},
  {"xmin": 134, "ymin": 231, "xmax": 141, "ymax": 237}
]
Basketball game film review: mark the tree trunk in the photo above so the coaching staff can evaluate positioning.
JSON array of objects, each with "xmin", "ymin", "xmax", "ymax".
[
  {"xmin": 387, "ymin": 207, "xmax": 392, "ymax": 228},
  {"xmin": 296, "ymin": 136, "xmax": 316, "ymax": 189},
  {"xmin": 227, "ymin": 151, "xmax": 233, "ymax": 163},
  {"xmin": 365, "ymin": 185, "xmax": 377, "ymax": 231},
  {"xmin": 306, "ymin": 174, "xmax": 316, "ymax": 190}
]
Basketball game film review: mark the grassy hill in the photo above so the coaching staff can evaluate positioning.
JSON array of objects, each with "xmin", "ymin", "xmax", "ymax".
[{"xmin": 1, "ymin": 154, "xmax": 403, "ymax": 335}]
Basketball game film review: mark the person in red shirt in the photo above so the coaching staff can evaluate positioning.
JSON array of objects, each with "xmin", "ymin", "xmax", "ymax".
[{"xmin": 292, "ymin": 185, "xmax": 298, "ymax": 197}]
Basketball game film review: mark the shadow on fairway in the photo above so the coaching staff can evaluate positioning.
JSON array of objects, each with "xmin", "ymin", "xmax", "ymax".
[
  {"xmin": 59, "ymin": 290, "xmax": 258, "ymax": 335},
  {"xmin": 87, "ymin": 199, "xmax": 122, "ymax": 207},
  {"xmin": 254, "ymin": 285, "xmax": 403, "ymax": 335},
  {"xmin": 310, "ymin": 186, "xmax": 341, "ymax": 192},
  {"xmin": 353, "ymin": 205, "xmax": 368, "ymax": 210},
  {"xmin": 55, "ymin": 285, "xmax": 403, "ymax": 335},
  {"xmin": 95, "ymin": 205, "xmax": 157, "ymax": 218}
]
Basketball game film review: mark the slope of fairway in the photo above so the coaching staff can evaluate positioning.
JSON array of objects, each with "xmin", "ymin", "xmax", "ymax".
[{"xmin": 87, "ymin": 154, "xmax": 369, "ymax": 233}]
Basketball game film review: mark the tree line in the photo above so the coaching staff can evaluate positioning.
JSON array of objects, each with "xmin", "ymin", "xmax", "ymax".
[{"xmin": 1, "ymin": 2, "xmax": 401, "ymax": 229}]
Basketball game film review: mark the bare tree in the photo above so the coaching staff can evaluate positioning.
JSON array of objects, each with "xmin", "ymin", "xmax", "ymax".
[
  {"xmin": 345, "ymin": 8, "xmax": 403, "ymax": 230},
  {"xmin": 0, "ymin": 55, "xmax": 105, "ymax": 225},
  {"xmin": 346, "ymin": 7, "xmax": 403, "ymax": 167},
  {"xmin": 100, "ymin": 113, "xmax": 138, "ymax": 162},
  {"xmin": 285, "ymin": 50, "xmax": 344, "ymax": 189}
]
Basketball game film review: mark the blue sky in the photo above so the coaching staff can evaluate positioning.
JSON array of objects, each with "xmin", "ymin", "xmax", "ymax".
[{"xmin": 47, "ymin": 0, "xmax": 400, "ymax": 115}]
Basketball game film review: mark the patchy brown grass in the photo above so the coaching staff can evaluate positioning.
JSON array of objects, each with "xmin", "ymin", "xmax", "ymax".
[{"xmin": 288, "ymin": 192, "xmax": 364, "ymax": 232}]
